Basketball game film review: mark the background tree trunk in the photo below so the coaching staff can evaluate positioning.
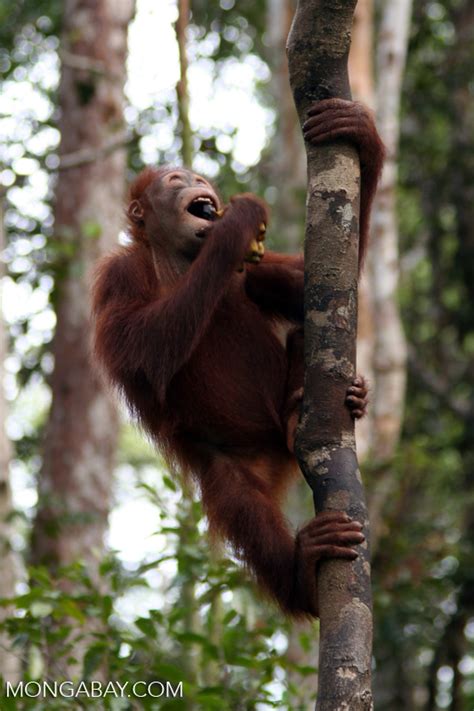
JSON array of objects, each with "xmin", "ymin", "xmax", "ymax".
[
  {"xmin": 0, "ymin": 188, "xmax": 21, "ymax": 682},
  {"xmin": 176, "ymin": 0, "xmax": 192, "ymax": 168},
  {"xmin": 368, "ymin": 0, "xmax": 412, "ymax": 551},
  {"xmin": 287, "ymin": 1, "xmax": 373, "ymax": 708},
  {"xmin": 267, "ymin": 0, "xmax": 306, "ymax": 252},
  {"xmin": 31, "ymin": 0, "xmax": 135, "ymax": 575},
  {"xmin": 174, "ymin": 4, "xmax": 202, "ymax": 685},
  {"xmin": 285, "ymin": 482, "xmax": 319, "ymax": 709},
  {"xmin": 348, "ymin": 0, "xmax": 376, "ymax": 464}
]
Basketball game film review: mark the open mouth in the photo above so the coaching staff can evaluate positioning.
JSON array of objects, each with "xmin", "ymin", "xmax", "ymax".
[{"xmin": 187, "ymin": 196, "xmax": 218, "ymax": 222}]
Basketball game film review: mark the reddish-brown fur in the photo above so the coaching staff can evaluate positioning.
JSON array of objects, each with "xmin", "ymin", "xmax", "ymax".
[{"xmin": 92, "ymin": 99, "xmax": 383, "ymax": 617}]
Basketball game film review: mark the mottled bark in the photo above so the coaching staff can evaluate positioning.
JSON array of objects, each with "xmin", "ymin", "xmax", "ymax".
[
  {"xmin": 31, "ymin": 0, "xmax": 135, "ymax": 574},
  {"xmin": 348, "ymin": 0, "xmax": 375, "ymax": 464},
  {"xmin": 0, "ymin": 190, "xmax": 21, "ymax": 682},
  {"xmin": 368, "ymin": 0, "xmax": 411, "ymax": 550},
  {"xmin": 287, "ymin": 1, "xmax": 373, "ymax": 709}
]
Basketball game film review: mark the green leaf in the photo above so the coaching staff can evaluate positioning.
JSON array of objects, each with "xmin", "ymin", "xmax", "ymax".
[
  {"xmin": 83, "ymin": 642, "xmax": 108, "ymax": 678},
  {"xmin": 163, "ymin": 475, "xmax": 177, "ymax": 491},
  {"xmin": 153, "ymin": 663, "xmax": 185, "ymax": 684},
  {"xmin": 135, "ymin": 617, "xmax": 157, "ymax": 638},
  {"xmin": 223, "ymin": 609, "xmax": 239, "ymax": 624},
  {"xmin": 53, "ymin": 599, "xmax": 86, "ymax": 622}
]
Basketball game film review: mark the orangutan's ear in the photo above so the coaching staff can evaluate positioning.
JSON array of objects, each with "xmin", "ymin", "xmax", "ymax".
[{"xmin": 128, "ymin": 199, "xmax": 145, "ymax": 224}]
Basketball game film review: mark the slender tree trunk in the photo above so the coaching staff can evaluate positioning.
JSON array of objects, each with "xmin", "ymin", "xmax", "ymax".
[
  {"xmin": 176, "ymin": 0, "xmax": 193, "ymax": 168},
  {"xmin": 267, "ymin": 0, "xmax": 306, "ymax": 252},
  {"xmin": 202, "ymin": 587, "xmax": 224, "ymax": 687},
  {"xmin": 348, "ymin": 0, "xmax": 374, "ymax": 107},
  {"xmin": 31, "ymin": 0, "xmax": 134, "ymax": 575},
  {"xmin": 285, "ymin": 481, "xmax": 319, "ymax": 708},
  {"xmin": 0, "ymin": 189, "xmax": 21, "ymax": 682},
  {"xmin": 368, "ymin": 0, "xmax": 411, "ymax": 550},
  {"xmin": 286, "ymin": 623, "xmax": 318, "ymax": 709},
  {"xmin": 349, "ymin": 0, "xmax": 375, "ymax": 461},
  {"xmin": 287, "ymin": 2, "xmax": 373, "ymax": 708},
  {"xmin": 174, "ymin": 8, "xmax": 201, "ymax": 687},
  {"xmin": 348, "ymin": 0, "xmax": 376, "ymax": 463},
  {"xmin": 176, "ymin": 501, "xmax": 201, "ymax": 685},
  {"xmin": 446, "ymin": 615, "xmax": 465, "ymax": 711}
]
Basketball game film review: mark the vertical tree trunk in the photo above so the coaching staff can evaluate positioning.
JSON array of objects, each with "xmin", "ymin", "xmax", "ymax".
[
  {"xmin": 348, "ymin": 0, "xmax": 376, "ymax": 463},
  {"xmin": 348, "ymin": 0, "xmax": 374, "ymax": 107},
  {"xmin": 267, "ymin": 0, "xmax": 306, "ymax": 252},
  {"xmin": 31, "ymin": 0, "xmax": 135, "ymax": 575},
  {"xmin": 287, "ymin": 2, "xmax": 373, "ymax": 708},
  {"xmin": 0, "ymin": 189, "xmax": 20, "ymax": 682},
  {"xmin": 372, "ymin": 0, "xmax": 411, "ymax": 458},
  {"xmin": 368, "ymin": 0, "xmax": 411, "ymax": 550},
  {"xmin": 174, "ymin": 5, "xmax": 201, "ymax": 684},
  {"xmin": 176, "ymin": 0, "xmax": 193, "ymax": 168},
  {"xmin": 267, "ymin": 5, "xmax": 319, "ymax": 700}
]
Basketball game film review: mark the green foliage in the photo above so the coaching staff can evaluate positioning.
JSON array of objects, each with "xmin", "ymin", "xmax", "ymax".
[
  {"xmin": 190, "ymin": 0, "xmax": 268, "ymax": 62},
  {"xmin": 0, "ymin": 534, "xmax": 304, "ymax": 709},
  {"xmin": 0, "ymin": 0, "xmax": 62, "ymax": 64}
]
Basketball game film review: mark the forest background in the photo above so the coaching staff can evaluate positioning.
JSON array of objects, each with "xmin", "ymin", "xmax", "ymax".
[{"xmin": 0, "ymin": 0, "xmax": 473, "ymax": 709}]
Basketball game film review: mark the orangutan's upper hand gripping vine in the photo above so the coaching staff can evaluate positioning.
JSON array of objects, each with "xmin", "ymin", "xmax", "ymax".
[{"xmin": 92, "ymin": 99, "xmax": 384, "ymax": 617}]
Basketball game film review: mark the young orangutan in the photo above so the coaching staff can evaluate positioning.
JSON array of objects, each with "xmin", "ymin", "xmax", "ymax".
[{"xmin": 92, "ymin": 99, "xmax": 384, "ymax": 616}]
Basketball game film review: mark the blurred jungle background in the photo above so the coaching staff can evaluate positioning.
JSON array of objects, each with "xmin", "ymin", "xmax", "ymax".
[{"xmin": 0, "ymin": 0, "xmax": 473, "ymax": 708}]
